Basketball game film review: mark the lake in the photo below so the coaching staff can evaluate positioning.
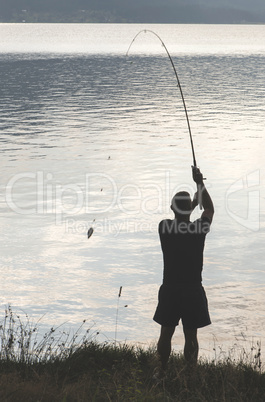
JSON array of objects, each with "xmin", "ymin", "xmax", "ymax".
[{"xmin": 0, "ymin": 23, "xmax": 265, "ymax": 362}]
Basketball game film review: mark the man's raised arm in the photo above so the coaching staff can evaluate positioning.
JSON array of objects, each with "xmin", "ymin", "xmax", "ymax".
[{"xmin": 192, "ymin": 167, "xmax": 214, "ymax": 223}]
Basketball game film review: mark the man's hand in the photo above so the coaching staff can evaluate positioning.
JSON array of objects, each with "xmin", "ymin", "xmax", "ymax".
[{"xmin": 192, "ymin": 166, "xmax": 203, "ymax": 184}]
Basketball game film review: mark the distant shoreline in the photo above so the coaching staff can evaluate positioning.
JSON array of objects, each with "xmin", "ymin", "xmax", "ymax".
[
  {"xmin": 1, "ymin": 13, "xmax": 265, "ymax": 25},
  {"xmin": 1, "ymin": 21, "xmax": 265, "ymax": 25},
  {"xmin": 1, "ymin": 1, "xmax": 265, "ymax": 25}
]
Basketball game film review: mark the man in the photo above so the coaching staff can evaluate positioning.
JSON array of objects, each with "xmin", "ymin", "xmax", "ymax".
[{"xmin": 153, "ymin": 166, "xmax": 214, "ymax": 372}]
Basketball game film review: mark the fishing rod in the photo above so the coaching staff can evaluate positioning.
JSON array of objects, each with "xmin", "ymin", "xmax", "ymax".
[
  {"xmin": 87, "ymin": 31, "xmax": 202, "ymax": 240},
  {"xmin": 126, "ymin": 29, "xmax": 198, "ymax": 169}
]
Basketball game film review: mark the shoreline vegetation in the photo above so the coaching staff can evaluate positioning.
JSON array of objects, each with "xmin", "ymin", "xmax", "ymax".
[
  {"xmin": 2, "ymin": 17, "xmax": 265, "ymax": 25},
  {"xmin": 1, "ymin": 14, "xmax": 265, "ymax": 25},
  {"xmin": 1, "ymin": 6, "xmax": 265, "ymax": 24},
  {"xmin": 0, "ymin": 10, "xmax": 127, "ymax": 24},
  {"xmin": 0, "ymin": 307, "xmax": 264, "ymax": 401}
]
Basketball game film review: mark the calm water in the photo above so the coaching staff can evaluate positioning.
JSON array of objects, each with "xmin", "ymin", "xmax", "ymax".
[{"xmin": 0, "ymin": 24, "xmax": 265, "ymax": 360}]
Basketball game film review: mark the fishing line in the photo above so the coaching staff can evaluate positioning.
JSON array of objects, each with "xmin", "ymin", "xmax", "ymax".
[
  {"xmin": 87, "ymin": 192, "xmax": 101, "ymax": 239},
  {"xmin": 126, "ymin": 29, "xmax": 198, "ymax": 168}
]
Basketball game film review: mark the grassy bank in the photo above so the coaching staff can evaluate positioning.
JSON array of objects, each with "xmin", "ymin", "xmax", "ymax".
[{"xmin": 0, "ymin": 307, "xmax": 264, "ymax": 401}]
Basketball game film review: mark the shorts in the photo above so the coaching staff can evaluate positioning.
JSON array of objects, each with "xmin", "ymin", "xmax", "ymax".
[{"xmin": 153, "ymin": 283, "xmax": 211, "ymax": 329}]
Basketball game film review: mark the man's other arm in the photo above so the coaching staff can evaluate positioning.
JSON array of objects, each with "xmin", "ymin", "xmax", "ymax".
[{"xmin": 192, "ymin": 167, "xmax": 214, "ymax": 223}]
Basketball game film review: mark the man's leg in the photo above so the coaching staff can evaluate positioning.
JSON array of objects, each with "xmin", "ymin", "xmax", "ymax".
[
  {"xmin": 157, "ymin": 325, "xmax": 175, "ymax": 371},
  {"xmin": 183, "ymin": 327, "xmax": 198, "ymax": 364}
]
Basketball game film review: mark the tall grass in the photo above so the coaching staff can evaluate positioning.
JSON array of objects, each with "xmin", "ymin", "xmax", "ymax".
[
  {"xmin": 0, "ymin": 305, "xmax": 95, "ymax": 366},
  {"xmin": 0, "ymin": 306, "xmax": 264, "ymax": 401}
]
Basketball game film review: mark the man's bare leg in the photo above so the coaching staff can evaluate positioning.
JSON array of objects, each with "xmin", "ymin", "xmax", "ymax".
[
  {"xmin": 157, "ymin": 326, "xmax": 175, "ymax": 371},
  {"xmin": 183, "ymin": 327, "xmax": 198, "ymax": 364}
]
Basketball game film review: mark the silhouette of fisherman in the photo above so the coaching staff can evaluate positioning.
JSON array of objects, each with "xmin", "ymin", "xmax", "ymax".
[{"xmin": 153, "ymin": 166, "xmax": 214, "ymax": 375}]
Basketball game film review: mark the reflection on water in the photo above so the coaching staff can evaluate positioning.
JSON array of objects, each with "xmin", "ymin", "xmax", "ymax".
[{"xmin": 0, "ymin": 24, "xmax": 265, "ymax": 360}]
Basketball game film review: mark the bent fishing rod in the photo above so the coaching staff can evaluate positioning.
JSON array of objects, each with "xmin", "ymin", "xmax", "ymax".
[
  {"xmin": 87, "ymin": 31, "xmax": 203, "ymax": 239},
  {"xmin": 126, "ymin": 29, "xmax": 198, "ymax": 170}
]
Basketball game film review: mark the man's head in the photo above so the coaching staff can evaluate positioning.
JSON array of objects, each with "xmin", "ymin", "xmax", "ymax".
[{"xmin": 171, "ymin": 191, "xmax": 192, "ymax": 216}]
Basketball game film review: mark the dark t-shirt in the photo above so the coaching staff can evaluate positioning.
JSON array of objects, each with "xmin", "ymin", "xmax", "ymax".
[{"xmin": 159, "ymin": 217, "xmax": 211, "ymax": 285}]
